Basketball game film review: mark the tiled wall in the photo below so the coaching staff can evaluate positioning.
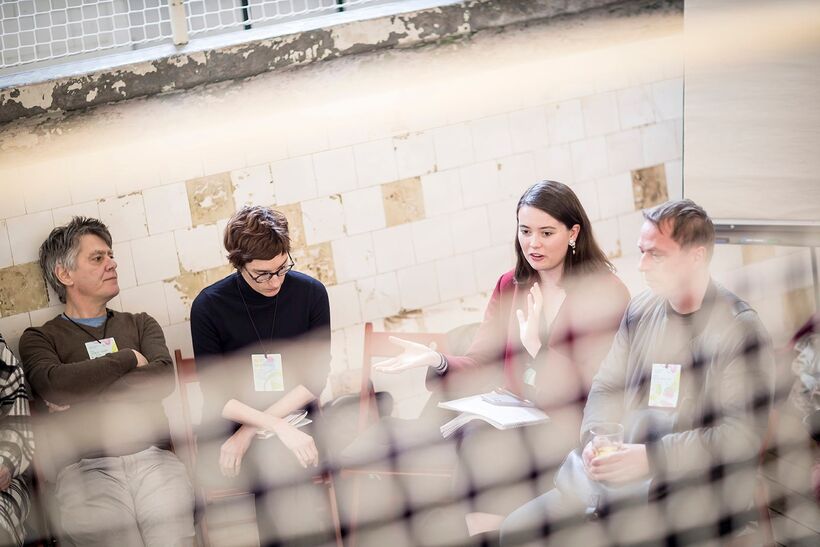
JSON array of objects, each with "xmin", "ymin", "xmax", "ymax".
[{"xmin": 0, "ymin": 12, "xmax": 684, "ymax": 403}]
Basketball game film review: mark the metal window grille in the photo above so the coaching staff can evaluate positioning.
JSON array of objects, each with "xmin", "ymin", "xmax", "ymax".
[
  {"xmin": 185, "ymin": 0, "xmax": 390, "ymax": 38},
  {"xmin": 0, "ymin": 0, "xmax": 173, "ymax": 70},
  {"xmin": 0, "ymin": 0, "xmax": 400, "ymax": 71}
]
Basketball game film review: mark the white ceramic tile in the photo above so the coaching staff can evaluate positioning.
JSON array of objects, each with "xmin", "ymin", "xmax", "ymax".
[
  {"xmin": 592, "ymin": 217, "xmax": 621, "ymax": 260},
  {"xmin": 164, "ymin": 281, "xmax": 190, "ymax": 325},
  {"xmin": 458, "ymin": 161, "xmax": 500, "ymax": 208},
  {"xmin": 431, "ymin": 123, "xmax": 475, "ymax": 171},
  {"xmin": 270, "ymin": 156, "xmax": 317, "ymax": 205},
  {"xmin": 497, "ymin": 152, "xmax": 537, "ymax": 200},
  {"xmin": 341, "ymin": 186, "xmax": 386, "ymax": 235},
  {"xmin": 243, "ymin": 132, "xmax": 288, "ymax": 167},
  {"xmin": 130, "ymin": 232, "xmax": 180, "ymax": 284},
  {"xmin": 606, "ymin": 129, "xmax": 644, "ymax": 175},
  {"xmin": 51, "ymin": 201, "xmax": 101, "ymax": 227},
  {"xmin": 0, "ymin": 166, "xmax": 26, "ymax": 219},
  {"xmin": 642, "ymin": 121, "xmax": 681, "ymax": 167},
  {"xmin": 353, "ymin": 138, "xmax": 398, "ymax": 188},
  {"xmin": 110, "ymin": 143, "xmax": 163, "ymax": 196},
  {"xmin": 473, "ymin": 244, "xmax": 514, "ymax": 292},
  {"xmin": 596, "ymin": 173, "xmax": 635, "ymax": 219},
  {"xmin": 396, "ymin": 263, "xmax": 440, "ymax": 310},
  {"xmin": 450, "ymin": 207, "xmax": 491, "ymax": 254},
  {"xmin": 372, "ymin": 224, "xmax": 415, "ymax": 273},
  {"xmin": 436, "ymin": 254, "xmax": 478, "ymax": 301},
  {"xmin": 581, "ymin": 92, "xmax": 621, "ymax": 137},
  {"xmin": 112, "ymin": 240, "xmax": 138, "ymax": 290},
  {"xmin": 327, "ymin": 282, "xmax": 361, "ymax": 329},
  {"xmin": 610, "ymin": 255, "xmax": 644, "ymax": 298},
  {"xmin": 313, "ymin": 147, "xmax": 358, "ymax": 197},
  {"xmin": 18, "ymin": 158, "xmax": 73, "ymax": 213},
  {"xmin": 0, "ymin": 221, "xmax": 13, "ymax": 269},
  {"xmin": 508, "ymin": 107, "xmax": 549, "ymax": 154},
  {"xmin": 6, "ymin": 211, "xmax": 54, "ymax": 265},
  {"xmin": 200, "ymin": 139, "xmax": 245, "ymax": 178},
  {"xmin": 470, "ymin": 114, "xmax": 512, "ymax": 161},
  {"xmin": 162, "ymin": 321, "xmax": 194, "ymax": 361},
  {"xmin": 156, "ymin": 141, "xmax": 204, "ymax": 185},
  {"xmin": 618, "ymin": 211, "xmax": 646, "ymax": 257},
  {"xmin": 231, "ymin": 164, "xmax": 276, "ymax": 208},
  {"xmin": 545, "ymin": 100, "xmax": 584, "ymax": 144},
  {"xmin": 571, "ymin": 137, "xmax": 609, "ymax": 182},
  {"xmin": 534, "ymin": 145, "xmax": 574, "ymax": 184},
  {"xmin": 301, "ymin": 194, "xmax": 346, "ymax": 245},
  {"xmin": 571, "ymin": 180, "xmax": 601, "ymax": 222},
  {"xmin": 0, "ymin": 312, "xmax": 31, "ymax": 355},
  {"xmin": 357, "ymin": 272, "xmax": 401, "ymax": 322},
  {"xmin": 98, "ymin": 194, "xmax": 148, "ymax": 243},
  {"xmin": 665, "ymin": 160, "xmax": 683, "ymax": 201},
  {"xmin": 617, "ymin": 86, "xmax": 655, "ymax": 130},
  {"xmin": 411, "ymin": 217, "xmax": 454, "ymax": 264},
  {"xmin": 287, "ymin": 121, "xmax": 331, "ymax": 158},
  {"xmin": 331, "ymin": 233, "xmax": 377, "ymax": 283},
  {"xmin": 65, "ymin": 155, "xmax": 119, "ymax": 205},
  {"xmin": 28, "ymin": 306, "xmax": 64, "ymax": 329},
  {"xmin": 174, "ymin": 224, "xmax": 225, "ymax": 272},
  {"xmin": 393, "ymin": 132, "xmax": 436, "ymax": 179},
  {"xmin": 651, "ymin": 78, "xmax": 683, "ymax": 122},
  {"xmin": 420, "ymin": 170, "xmax": 463, "ymax": 218},
  {"xmin": 343, "ymin": 324, "xmax": 366, "ymax": 372},
  {"xmin": 487, "ymin": 198, "xmax": 518, "ymax": 245},
  {"xmin": 119, "ymin": 282, "xmax": 170, "ymax": 326},
  {"xmin": 142, "ymin": 183, "xmax": 192, "ymax": 236}
]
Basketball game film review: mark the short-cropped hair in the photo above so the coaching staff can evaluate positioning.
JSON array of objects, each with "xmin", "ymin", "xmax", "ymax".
[
  {"xmin": 224, "ymin": 206, "xmax": 290, "ymax": 269},
  {"xmin": 643, "ymin": 199, "xmax": 715, "ymax": 259},
  {"xmin": 39, "ymin": 217, "xmax": 113, "ymax": 303}
]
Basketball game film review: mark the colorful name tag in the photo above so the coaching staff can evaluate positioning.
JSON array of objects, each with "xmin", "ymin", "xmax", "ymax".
[
  {"xmin": 85, "ymin": 338, "xmax": 119, "ymax": 359},
  {"xmin": 648, "ymin": 363, "xmax": 681, "ymax": 408},
  {"xmin": 252, "ymin": 354, "xmax": 284, "ymax": 392}
]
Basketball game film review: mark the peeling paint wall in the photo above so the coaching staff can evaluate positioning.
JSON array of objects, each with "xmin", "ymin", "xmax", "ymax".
[{"xmin": 0, "ymin": 0, "xmax": 675, "ymax": 125}]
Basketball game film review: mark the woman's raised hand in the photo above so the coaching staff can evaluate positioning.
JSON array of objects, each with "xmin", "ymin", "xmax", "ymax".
[
  {"xmin": 516, "ymin": 282, "xmax": 543, "ymax": 358},
  {"xmin": 372, "ymin": 336, "xmax": 441, "ymax": 373}
]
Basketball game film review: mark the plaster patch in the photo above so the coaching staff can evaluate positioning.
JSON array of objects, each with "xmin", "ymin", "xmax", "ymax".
[
  {"xmin": 86, "ymin": 88, "xmax": 98, "ymax": 102},
  {"xmin": 2, "ymin": 83, "xmax": 54, "ymax": 110},
  {"xmin": 66, "ymin": 82, "xmax": 82, "ymax": 91},
  {"xmin": 112, "ymin": 80, "xmax": 126, "ymax": 94},
  {"xmin": 128, "ymin": 62, "xmax": 158, "ymax": 76},
  {"xmin": 168, "ymin": 55, "xmax": 189, "ymax": 67},
  {"xmin": 189, "ymin": 51, "xmax": 207, "ymax": 65},
  {"xmin": 331, "ymin": 17, "xmax": 412, "ymax": 51}
]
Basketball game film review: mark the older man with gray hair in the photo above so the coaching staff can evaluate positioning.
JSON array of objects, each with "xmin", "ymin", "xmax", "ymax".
[{"xmin": 19, "ymin": 217, "xmax": 194, "ymax": 547}]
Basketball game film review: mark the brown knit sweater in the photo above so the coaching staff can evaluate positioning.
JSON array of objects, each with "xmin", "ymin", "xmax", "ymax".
[{"xmin": 19, "ymin": 310, "xmax": 175, "ymax": 469}]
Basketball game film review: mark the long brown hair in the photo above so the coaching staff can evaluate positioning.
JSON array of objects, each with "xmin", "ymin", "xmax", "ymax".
[{"xmin": 514, "ymin": 180, "xmax": 613, "ymax": 284}]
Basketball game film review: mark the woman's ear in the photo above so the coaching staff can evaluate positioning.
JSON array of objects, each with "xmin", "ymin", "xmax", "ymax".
[{"xmin": 570, "ymin": 224, "xmax": 581, "ymax": 241}]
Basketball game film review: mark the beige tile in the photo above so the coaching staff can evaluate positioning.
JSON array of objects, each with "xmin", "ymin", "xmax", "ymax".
[
  {"xmin": 0, "ymin": 262, "xmax": 48, "ymax": 317},
  {"xmin": 185, "ymin": 173, "xmax": 236, "ymax": 227},
  {"xmin": 291, "ymin": 242, "xmax": 336, "ymax": 286},
  {"xmin": 741, "ymin": 246, "xmax": 776, "ymax": 266},
  {"xmin": 171, "ymin": 264, "xmax": 235, "ymax": 314},
  {"xmin": 273, "ymin": 203, "xmax": 306, "ymax": 249},
  {"xmin": 382, "ymin": 178, "xmax": 425, "ymax": 227},
  {"xmin": 631, "ymin": 164, "xmax": 668, "ymax": 210}
]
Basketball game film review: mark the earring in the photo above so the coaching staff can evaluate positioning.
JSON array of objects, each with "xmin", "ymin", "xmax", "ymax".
[{"xmin": 569, "ymin": 239, "xmax": 576, "ymax": 255}]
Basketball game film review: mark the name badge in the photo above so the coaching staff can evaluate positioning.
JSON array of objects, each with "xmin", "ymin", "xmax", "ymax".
[
  {"xmin": 648, "ymin": 363, "xmax": 681, "ymax": 408},
  {"xmin": 523, "ymin": 367, "xmax": 537, "ymax": 387},
  {"xmin": 85, "ymin": 338, "xmax": 119, "ymax": 359},
  {"xmin": 252, "ymin": 354, "xmax": 284, "ymax": 392}
]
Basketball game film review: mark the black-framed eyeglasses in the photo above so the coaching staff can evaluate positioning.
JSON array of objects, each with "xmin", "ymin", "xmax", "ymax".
[{"xmin": 244, "ymin": 253, "xmax": 295, "ymax": 283}]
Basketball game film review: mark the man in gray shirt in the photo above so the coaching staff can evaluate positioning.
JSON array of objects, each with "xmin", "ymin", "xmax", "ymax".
[{"xmin": 500, "ymin": 200, "xmax": 774, "ymax": 546}]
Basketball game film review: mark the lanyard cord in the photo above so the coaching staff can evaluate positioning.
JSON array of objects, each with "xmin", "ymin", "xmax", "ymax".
[
  {"xmin": 236, "ymin": 274, "xmax": 279, "ymax": 356},
  {"xmin": 63, "ymin": 311, "xmax": 109, "ymax": 343}
]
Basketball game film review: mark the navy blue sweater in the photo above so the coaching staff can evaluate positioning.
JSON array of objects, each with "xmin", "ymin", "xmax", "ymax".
[{"xmin": 190, "ymin": 270, "xmax": 331, "ymax": 435}]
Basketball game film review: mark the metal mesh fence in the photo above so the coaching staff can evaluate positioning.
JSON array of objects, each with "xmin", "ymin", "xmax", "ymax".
[{"xmin": 0, "ymin": 0, "xmax": 172, "ymax": 70}]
